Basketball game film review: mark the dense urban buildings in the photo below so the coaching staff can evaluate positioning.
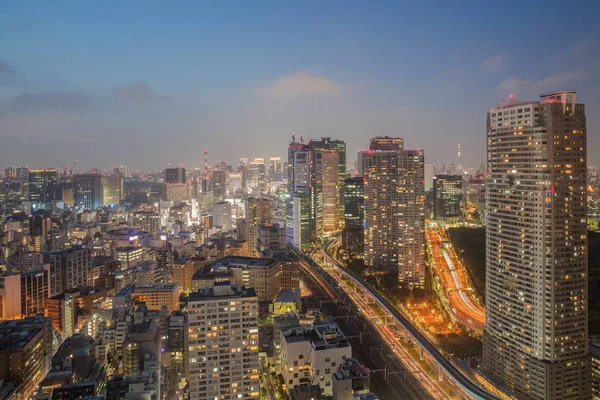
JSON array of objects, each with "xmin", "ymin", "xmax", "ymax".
[
  {"xmin": 483, "ymin": 91, "xmax": 590, "ymax": 399},
  {"xmin": 362, "ymin": 137, "xmax": 425, "ymax": 285}
]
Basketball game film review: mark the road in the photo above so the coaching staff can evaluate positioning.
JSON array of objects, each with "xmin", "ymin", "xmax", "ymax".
[
  {"xmin": 259, "ymin": 356, "xmax": 277, "ymax": 400},
  {"xmin": 426, "ymin": 227, "xmax": 485, "ymax": 332},
  {"xmin": 301, "ymin": 268, "xmax": 434, "ymax": 400},
  {"xmin": 303, "ymin": 235, "xmax": 502, "ymax": 400},
  {"xmin": 164, "ymin": 360, "xmax": 182, "ymax": 400}
]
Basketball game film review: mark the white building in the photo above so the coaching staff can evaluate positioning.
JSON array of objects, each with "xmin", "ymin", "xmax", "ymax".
[
  {"xmin": 212, "ymin": 201, "xmax": 232, "ymax": 232},
  {"xmin": 280, "ymin": 321, "xmax": 352, "ymax": 396},
  {"xmin": 187, "ymin": 282, "xmax": 260, "ymax": 400},
  {"xmin": 484, "ymin": 91, "xmax": 590, "ymax": 399}
]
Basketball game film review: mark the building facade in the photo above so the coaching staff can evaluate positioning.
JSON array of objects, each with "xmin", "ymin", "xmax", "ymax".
[
  {"xmin": 483, "ymin": 91, "xmax": 590, "ymax": 399},
  {"xmin": 362, "ymin": 137, "xmax": 425, "ymax": 285}
]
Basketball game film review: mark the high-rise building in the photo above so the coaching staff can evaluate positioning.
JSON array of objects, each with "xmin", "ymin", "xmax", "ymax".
[
  {"xmin": 318, "ymin": 151, "xmax": 340, "ymax": 232},
  {"xmin": 269, "ymin": 156, "xmax": 283, "ymax": 182},
  {"xmin": 246, "ymin": 197, "xmax": 271, "ymax": 252},
  {"xmin": 433, "ymin": 175, "xmax": 463, "ymax": 221},
  {"xmin": 43, "ymin": 247, "xmax": 93, "ymax": 297},
  {"xmin": 247, "ymin": 158, "xmax": 267, "ymax": 192},
  {"xmin": 211, "ymin": 169, "xmax": 228, "ymax": 199},
  {"xmin": 483, "ymin": 91, "xmax": 590, "ymax": 399},
  {"xmin": 285, "ymin": 192, "xmax": 311, "ymax": 250},
  {"xmin": 308, "ymin": 137, "xmax": 347, "ymax": 221},
  {"xmin": 343, "ymin": 177, "xmax": 364, "ymax": 255},
  {"xmin": 212, "ymin": 201, "xmax": 232, "ymax": 231},
  {"xmin": 73, "ymin": 174, "xmax": 104, "ymax": 209},
  {"xmin": 187, "ymin": 283, "xmax": 260, "ymax": 400},
  {"xmin": 164, "ymin": 167, "xmax": 186, "ymax": 184},
  {"xmin": 102, "ymin": 175, "xmax": 123, "ymax": 205},
  {"xmin": 362, "ymin": 137, "xmax": 425, "ymax": 285},
  {"xmin": 29, "ymin": 168, "xmax": 57, "ymax": 205}
]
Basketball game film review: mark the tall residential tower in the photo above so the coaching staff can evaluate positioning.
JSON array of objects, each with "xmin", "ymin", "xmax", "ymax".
[{"xmin": 483, "ymin": 91, "xmax": 590, "ymax": 399}]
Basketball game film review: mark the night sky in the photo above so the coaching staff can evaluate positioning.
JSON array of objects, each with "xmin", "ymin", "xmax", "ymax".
[{"xmin": 1, "ymin": 1, "xmax": 599, "ymax": 170}]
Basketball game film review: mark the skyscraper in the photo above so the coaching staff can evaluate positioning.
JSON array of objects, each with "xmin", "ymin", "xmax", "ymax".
[
  {"xmin": 28, "ymin": 168, "xmax": 57, "ymax": 205},
  {"xmin": 102, "ymin": 174, "xmax": 123, "ymax": 206},
  {"xmin": 483, "ymin": 91, "xmax": 590, "ymax": 399},
  {"xmin": 211, "ymin": 169, "xmax": 228, "ymax": 199},
  {"xmin": 73, "ymin": 174, "xmax": 104, "ymax": 209},
  {"xmin": 362, "ymin": 137, "xmax": 425, "ymax": 285},
  {"xmin": 343, "ymin": 177, "xmax": 364, "ymax": 255},
  {"xmin": 433, "ymin": 175, "xmax": 463, "ymax": 221},
  {"xmin": 187, "ymin": 283, "xmax": 260, "ymax": 400},
  {"xmin": 318, "ymin": 151, "xmax": 340, "ymax": 232},
  {"xmin": 309, "ymin": 137, "xmax": 347, "ymax": 221},
  {"xmin": 164, "ymin": 167, "xmax": 186, "ymax": 184}
]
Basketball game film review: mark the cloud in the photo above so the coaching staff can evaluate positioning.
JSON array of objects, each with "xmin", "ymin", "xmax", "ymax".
[
  {"xmin": 9, "ymin": 92, "xmax": 90, "ymax": 112},
  {"xmin": 256, "ymin": 71, "xmax": 347, "ymax": 98},
  {"xmin": 112, "ymin": 81, "xmax": 172, "ymax": 102},
  {"xmin": 483, "ymin": 55, "xmax": 506, "ymax": 72},
  {"xmin": 0, "ymin": 60, "xmax": 18, "ymax": 74},
  {"xmin": 497, "ymin": 77, "xmax": 528, "ymax": 91},
  {"xmin": 498, "ymin": 69, "xmax": 586, "ymax": 92},
  {"xmin": 531, "ymin": 69, "xmax": 585, "ymax": 89}
]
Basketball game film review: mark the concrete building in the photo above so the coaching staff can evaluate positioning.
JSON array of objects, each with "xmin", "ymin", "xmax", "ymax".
[
  {"xmin": 361, "ymin": 137, "xmax": 425, "ymax": 286},
  {"xmin": 280, "ymin": 321, "xmax": 352, "ymax": 396},
  {"xmin": 132, "ymin": 210, "xmax": 161, "ymax": 236},
  {"xmin": 187, "ymin": 283, "xmax": 260, "ymax": 400},
  {"xmin": 483, "ymin": 91, "xmax": 591, "ymax": 399},
  {"xmin": 115, "ymin": 245, "xmax": 144, "ymax": 268},
  {"xmin": 210, "ymin": 256, "xmax": 281, "ymax": 302},
  {"xmin": 165, "ymin": 182, "xmax": 189, "ymax": 202},
  {"xmin": 212, "ymin": 201, "xmax": 232, "ymax": 232},
  {"xmin": 43, "ymin": 247, "xmax": 92, "ymax": 297},
  {"xmin": 133, "ymin": 283, "xmax": 181, "ymax": 312}
]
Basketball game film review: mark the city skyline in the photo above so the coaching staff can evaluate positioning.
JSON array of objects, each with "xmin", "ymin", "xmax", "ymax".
[{"xmin": 1, "ymin": 2, "xmax": 600, "ymax": 170}]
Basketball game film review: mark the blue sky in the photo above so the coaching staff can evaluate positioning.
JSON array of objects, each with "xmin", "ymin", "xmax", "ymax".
[{"xmin": 1, "ymin": 1, "xmax": 599, "ymax": 170}]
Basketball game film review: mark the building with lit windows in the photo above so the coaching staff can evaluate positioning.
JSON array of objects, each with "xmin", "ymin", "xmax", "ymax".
[
  {"xmin": 318, "ymin": 152, "xmax": 340, "ymax": 232},
  {"xmin": 133, "ymin": 283, "xmax": 181, "ymax": 312},
  {"xmin": 433, "ymin": 175, "xmax": 463, "ymax": 221},
  {"xmin": 43, "ymin": 247, "xmax": 92, "ymax": 297},
  {"xmin": 73, "ymin": 173, "xmax": 104, "ymax": 209},
  {"xmin": 483, "ymin": 91, "xmax": 591, "ymax": 399},
  {"xmin": 308, "ymin": 137, "xmax": 347, "ymax": 221},
  {"xmin": 343, "ymin": 177, "xmax": 364, "ymax": 256},
  {"xmin": 29, "ymin": 168, "xmax": 57, "ymax": 205},
  {"xmin": 279, "ymin": 321, "xmax": 351, "ymax": 396},
  {"xmin": 361, "ymin": 137, "xmax": 425, "ymax": 285},
  {"xmin": 187, "ymin": 282, "xmax": 260, "ymax": 400}
]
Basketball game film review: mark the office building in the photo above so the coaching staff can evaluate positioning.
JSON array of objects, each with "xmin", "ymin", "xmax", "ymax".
[
  {"xmin": 247, "ymin": 158, "xmax": 267, "ymax": 192},
  {"xmin": 132, "ymin": 210, "xmax": 161, "ymax": 235},
  {"xmin": 362, "ymin": 137, "xmax": 425, "ymax": 285},
  {"xmin": 73, "ymin": 174, "xmax": 104, "ymax": 209},
  {"xmin": 165, "ymin": 182, "xmax": 189, "ymax": 202},
  {"xmin": 103, "ymin": 174, "xmax": 123, "ymax": 206},
  {"xmin": 44, "ymin": 248, "xmax": 92, "ymax": 297},
  {"xmin": 29, "ymin": 168, "xmax": 57, "ymax": 205},
  {"xmin": 246, "ymin": 197, "xmax": 271, "ymax": 252},
  {"xmin": 285, "ymin": 192, "xmax": 311, "ymax": 250},
  {"xmin": 0, "ymin": 274, "xmax": 21, "ymax": 321},
  {"xmin": 165, "ymin": 167, "xmax": 186, "ymax": 184},
  {"xmin": 343, "ymin": 177, "xmax": 364, "ymax": 256},
  {"xmin": 212, "ymin": 201, "xmax": 232, "ymax": 231},
  {"xmin": 269, "ymin": 156, "xmax": 283, "ymax": 182},
  {"xmin": 210, "ymin": 256, "xmax": 282, "ymax": 302},
  {"xmin": 433, "ymin": 175, "xmax": 463, "ymax": 221},
  {"xmin": 187, "ymin": 283, "xmax": 260, "ymax": 400},
  {"xmin": 483, "ymin": 91, "xmax": 590, "ymax": 399},
  {"xmin": 0, "ymin": 316, "xmax": 55, "ymax": 400},
  {"xmin": 211, "ymin": 169, "xmax": 227, "ymax": 199},
  {"xmin": 133, "ymin": 283, "xmax": 181, "ymax": 312}
]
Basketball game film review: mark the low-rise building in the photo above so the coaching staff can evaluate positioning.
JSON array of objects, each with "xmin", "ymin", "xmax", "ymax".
[{"xmin": 133, "ymin": 283, "xmax": 181, "ymax": 312}]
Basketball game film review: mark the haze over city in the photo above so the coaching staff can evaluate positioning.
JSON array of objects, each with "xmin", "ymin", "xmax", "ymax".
[{"xmin": 1, "ymin": 1, "xmax": 600, "ymax": 169}]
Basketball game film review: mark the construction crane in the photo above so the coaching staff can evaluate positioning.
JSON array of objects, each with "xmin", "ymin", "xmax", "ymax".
[{"xmin": 57, "ymin": 160, "xmax": 79, "ymax": 181}]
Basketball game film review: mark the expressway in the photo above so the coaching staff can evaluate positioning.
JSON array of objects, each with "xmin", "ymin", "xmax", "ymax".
[
  {"xmin": 427, "ymin": 228, "xmax": 485, "ymax": 332},
  {"xmin": 296, "ymin": 235, "xmax": 501, "ymax": 400}
]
